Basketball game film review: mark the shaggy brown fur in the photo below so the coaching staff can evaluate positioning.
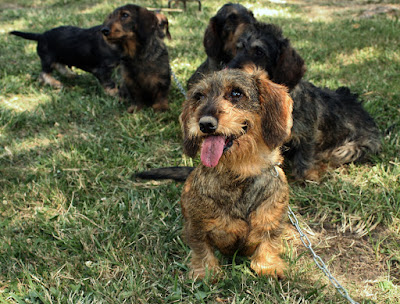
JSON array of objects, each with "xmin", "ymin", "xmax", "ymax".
[
  {"xmin": 179, "ymin": 67, "xmax": 293, "ymax": 279},
  {"xmin": 102, "ymin": 4, "xmax": 171, "ymax": 111}
]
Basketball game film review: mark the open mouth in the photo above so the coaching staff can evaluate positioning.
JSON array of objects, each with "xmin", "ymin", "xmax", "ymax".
[
  {"xmin": 224, "ymin": 123, "xmax": 248, "ymax": 152},
  {"xmin": 200, "ymin": 123, "xmax": 248, "ymax": 168}
]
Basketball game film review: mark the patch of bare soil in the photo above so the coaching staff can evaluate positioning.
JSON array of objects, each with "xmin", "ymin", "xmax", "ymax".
[
  {"xmin": 285, "ymin": 0, "xmax": 400, "ymax": 20},
  {"xmin": 287, "ymin": 222, "xmax": 399, "ymax": 301}
]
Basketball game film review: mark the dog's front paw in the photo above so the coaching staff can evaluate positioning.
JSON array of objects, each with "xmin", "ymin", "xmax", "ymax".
[
  {"xmin": 250, "ymin": 256, "xmax": 286, "ymax": 279},
  {"xmin": 189, "ymin": 251, "xmax": 220, "ymax": 281},
  {"xmin": 151, "ymin": 98, "xmax": 169, "ymax": 112},
  {"xmin": 104, "ymin": 87, "xmax": 119, "ymax": 96},
  {"xmin": 189, "ymin": 265, "xmax": 221, "ymax": 281}
]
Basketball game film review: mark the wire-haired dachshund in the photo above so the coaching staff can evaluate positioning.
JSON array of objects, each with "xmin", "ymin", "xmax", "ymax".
[
  {"xmin": 102, "ymin": 4, "xmax": 171, "ymax": 112},
  {"xmin": 179, "ymin": 67, "xmax": 292, "ymax": 279},
  {"xmin": 228, "ymin": 21, "xmax": 381, "ymax": 181},
  {"xmin": 10, "ymin": 26, "xmax": 120, "ymax": 95}
]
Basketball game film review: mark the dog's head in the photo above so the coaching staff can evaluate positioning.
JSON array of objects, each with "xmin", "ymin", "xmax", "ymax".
[
  {"xmin": 227, "ymin": 22, "xmax": 306, "ymax": 90},
  {"xmin": 203, "ymin": 3, "xmax": 256, "ymax": 63},
  {"xmin": 155, "ymin": 11, "xmax": 172, "ymax": 40},
  {"xmin": 180, "ymin": 67, "xmax": 293, "ymax": 177},
  {"xmin": 101, "ymin": 4, "xmax": 158, "ymax": 56}
]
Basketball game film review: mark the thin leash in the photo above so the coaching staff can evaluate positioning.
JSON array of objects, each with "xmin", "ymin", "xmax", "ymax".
[
  {"xmin": 287, "ymin": 206, "xmax": 359, "ymax": 304},
  {"xmin": 171, "ymin": 69, "xmax": 187, "ymax": 98},
  {"xmin": 171, "ymin": 69, "xmax": 359, "ymax": 304}
]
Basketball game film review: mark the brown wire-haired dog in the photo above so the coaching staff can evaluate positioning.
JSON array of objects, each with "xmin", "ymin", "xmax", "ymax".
[
  {"xmin": 186, "ymin": 3, "xmax": 256, "ymax": 89},
  {"xmin": 102, "ymin": 4, "xmax": 171, "ymax": 111},
  {"xmin": 228, "ymin": 21, "xmax": 381, "ymax": 181},
  {"xmin": 10, "ymin": 26, "xmax": 120, "ymax": 95},
  {"xmin": 179, "ymin": 67, "xmax": 293, "ymax": 279}
]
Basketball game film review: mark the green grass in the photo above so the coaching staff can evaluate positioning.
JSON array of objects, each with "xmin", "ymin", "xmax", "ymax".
[{"xmin": 1, "ymin": 0, "xmax": 399, "ymax": 303}]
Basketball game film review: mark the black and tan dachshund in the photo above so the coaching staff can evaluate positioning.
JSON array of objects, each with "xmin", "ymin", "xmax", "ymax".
[{"xmin": 101, "ymin": 4, "xmax": 171, "ymax": 112}]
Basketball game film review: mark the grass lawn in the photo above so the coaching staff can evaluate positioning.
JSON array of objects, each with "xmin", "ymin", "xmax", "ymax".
[{"xmin": 1, "ymin": 0, "xmax": 399, "ymax": 303}]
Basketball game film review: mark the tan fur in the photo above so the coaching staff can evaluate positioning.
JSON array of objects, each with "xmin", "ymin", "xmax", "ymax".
[
  {"xmin": 179, "ymin": 68, "xmax": 293, "ymax": 280},
  {"xmin": 39, "ymin": 72, "xmax": 62, "ymax": 88}
]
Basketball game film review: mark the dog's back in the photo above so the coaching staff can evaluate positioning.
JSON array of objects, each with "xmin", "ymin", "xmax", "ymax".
[
  {"xmin": 10, "ymin": 25, "xmax": 120, "ymax": 93},
  {"xmin": 45, "ymin": 26, "xmax": 117, "ymax": 72},
  {"xmin": 11, "ymin": 25, "xmax": 119, "ymax": 73}
]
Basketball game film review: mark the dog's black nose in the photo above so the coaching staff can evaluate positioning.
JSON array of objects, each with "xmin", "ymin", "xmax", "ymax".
[
  {"xmin": 101, "ymin": 27, "xmax": 110, "ymax": 36},
  {"xmin": 199, "ymin": 116, "xmax": 218, "ymax": 134}
]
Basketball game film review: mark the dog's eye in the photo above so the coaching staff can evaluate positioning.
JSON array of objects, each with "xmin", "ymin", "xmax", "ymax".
[
  {"xmin": 121, "ymin": 12, "xmax": 130, "ymax": 19},
  {"xmin": 228, "ymin": 88, "xmax": 243, "ymax": 102},
  {"xmin": 193, "ymin": 92, "xmax": 205, "ymax": 102},
  {"xmin": 255, "ymin": 47, "xmax": 264, "ymax": 57}
]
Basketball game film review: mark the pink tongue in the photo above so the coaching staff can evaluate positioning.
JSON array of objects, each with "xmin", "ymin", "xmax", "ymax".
[{"xmin": 200, "ymin": 136, "xmax": 225, "ymax": 167}]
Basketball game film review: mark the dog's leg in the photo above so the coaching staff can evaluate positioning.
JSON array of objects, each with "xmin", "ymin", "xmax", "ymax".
[
  {"xmin": 39, "ymin": 72, "xmax": 62, "ymax": 88},
  {"xmin": 150, "ymin": 82, "xmax": 169, "ymax": 111},
  {"xmin": 189, "ymin": 242, "xmax": 220, "ymax": 280},
  {"xmin": 247, "ymin": 197, "xmax": 287, "ymax": 278},
  {"xmin": 250, "ymin": 240, "xmax": 286, "ymax": 279},
  {"xmin": 93, "ymin": 68, "xmax": 118, "ymax": 96},
  {"xmin": 290, "ymin": 138, "xmax": 320, "ymax": 181},
  {"xmin": 53, "ymin": 63, "xmax": 77, "ymax": 78},
  {"xmin": 37, "ymin": 43, "xmax": 62, "ymax": 88},
  {"xmin": 151, "ymin": 97, "xmax": 169, "ymax": 111}
]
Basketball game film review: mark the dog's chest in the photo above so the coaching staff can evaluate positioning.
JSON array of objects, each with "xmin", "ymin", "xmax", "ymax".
[{"xmin": 190, "ymin": 170, "xmax": 273, "ymax": 219}]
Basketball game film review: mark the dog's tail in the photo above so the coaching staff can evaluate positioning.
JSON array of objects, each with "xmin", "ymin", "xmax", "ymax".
[
  {"xmin": 135, "ymin": 166, "xmax": 194, "ymax": 182},
  {"xmin": 10, "ymin": 31, "xmax": 42, "ymax": 41}
]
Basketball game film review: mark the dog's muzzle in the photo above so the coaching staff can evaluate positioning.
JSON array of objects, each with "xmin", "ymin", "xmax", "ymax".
[{"xmin": 101, "ymin": 26, "xmax": 111, "ymax": 37}]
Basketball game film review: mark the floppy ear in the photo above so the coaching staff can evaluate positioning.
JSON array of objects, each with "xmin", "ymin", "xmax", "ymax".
[
  {"xmin": 203, "ymin": 18, "xmax": 222, "ymax": 58},
  {"xmin": 180, "ymin": 103, "xmax": 201, "ymax": 158},
  {"xmin": 271, "ymin": 39, "xmax": 306, "ymax": 89},
  {"xmin": 165, "ymin": 23, "xmax": 172, "ymax": 40},
  {"xmin": 136, "ymin": 8, "xmax": 158, "ymax": 41},
  {"xmin": 255, "ymin": 70, "xmax": 293, "ymax": 149}
]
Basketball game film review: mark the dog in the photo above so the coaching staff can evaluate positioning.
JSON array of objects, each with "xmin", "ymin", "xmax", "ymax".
[
  {"xmin": 101, "ymin": 4, "xmax": 171, "ymax": 112},
  {"xmin": 176, "ymin": 67, "xmax": 293, "ymax": 279},
  {"xmin": 10, "ymin": 25, "xmax": 120, "ymax": 95},
  {"xmin": 186, "ymin": 3, "xmax": 256, "ymax": 89},
  {"xmin": 228, "ymin": 21, "xmax": 381, "ymax": 181}
]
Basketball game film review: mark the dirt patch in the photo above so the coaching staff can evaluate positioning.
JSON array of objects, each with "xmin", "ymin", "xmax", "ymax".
[
  {"xmin": 286, "ymin": 0, "xmax": 400, "ymax": 20},
  {"xmin": 287, "ymin": 222, "xmax": 398, "ymax": 301}
]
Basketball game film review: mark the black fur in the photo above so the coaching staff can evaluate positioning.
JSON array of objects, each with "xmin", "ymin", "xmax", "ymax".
[
  {"xmin": 10, "ymin": 26, "xmax": 120, "ymax": 93},
  {"xmin": 135, "ymin": 167, "xmax": 194, "ymax": 182}
]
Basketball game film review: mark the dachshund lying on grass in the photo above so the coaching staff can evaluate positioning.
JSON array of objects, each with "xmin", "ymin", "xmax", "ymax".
[{"xmin": 228, "ymin": 21, "xmax": 381, "ymax": 181}]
